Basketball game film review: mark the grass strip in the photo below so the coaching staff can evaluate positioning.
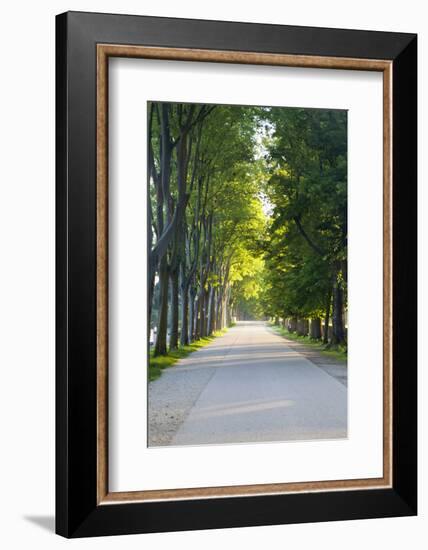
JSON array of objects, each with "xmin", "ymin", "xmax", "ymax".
[
  {"xmin": 270, "ymin": 324, "xmax": 347, "ymax": 362},
  {"xmin": 149, "ymin": 327, "xmax": 228, "ymax": 382}
]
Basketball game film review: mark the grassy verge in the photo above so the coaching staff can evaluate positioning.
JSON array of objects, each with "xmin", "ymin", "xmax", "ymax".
[
  {"xmin": 270, "ymin": 324, "xmax": 347, "ymax": 362},
  {"xmin": 149, "ymin": 327, "xmax": 228, "ymax": 382}
]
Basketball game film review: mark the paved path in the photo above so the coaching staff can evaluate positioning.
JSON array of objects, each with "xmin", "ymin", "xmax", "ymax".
[
  {"xmin": 148, "ymin": 321, "xmax": 347, "ymax": 447},
  {"xmin": 271, "ymin": 329, "xmax": 348, "ymax": 387}
]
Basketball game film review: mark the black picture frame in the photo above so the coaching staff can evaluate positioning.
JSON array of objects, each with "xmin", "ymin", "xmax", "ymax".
[{"xmin": 56, "ymin": 10, "xmax": 417, "ymax": 538}]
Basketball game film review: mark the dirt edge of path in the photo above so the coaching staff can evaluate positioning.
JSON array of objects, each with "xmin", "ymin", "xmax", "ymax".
[{"xmin": 268, "ymin": 327, "xmax": 348, "ymax": 387}]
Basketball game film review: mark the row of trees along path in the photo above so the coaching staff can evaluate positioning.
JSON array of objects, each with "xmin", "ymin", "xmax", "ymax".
[{"xmin": 149, "ymin": 103, "xmax": 347, "ymax": 357}]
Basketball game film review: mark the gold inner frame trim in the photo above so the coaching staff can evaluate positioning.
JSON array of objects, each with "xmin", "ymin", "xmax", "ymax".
[{"xmin": 96, "ymin": 43, "xmax": 393, "ymax": 505}]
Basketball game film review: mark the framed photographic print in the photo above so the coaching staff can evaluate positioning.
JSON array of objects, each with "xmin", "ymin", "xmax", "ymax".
[{"xmin": 56, "ymin": 11, "xmax": 417, "ymax": 537}]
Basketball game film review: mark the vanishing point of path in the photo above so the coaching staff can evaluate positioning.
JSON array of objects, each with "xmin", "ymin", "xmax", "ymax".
[{"xmin": 148, "ymin": 321, "xmax": 347, "ymax": 447}]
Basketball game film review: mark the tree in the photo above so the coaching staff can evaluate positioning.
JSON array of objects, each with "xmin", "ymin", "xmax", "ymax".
[
  {"xmin": 262, "ymin": 107, "xmax": 347, "ymax": 345},
  {"xmin": 149, "ymin": 103, "xmax": 215, "ymax": 355},
  {"xmin": 148, "ymin": 103, "xmax": 266, "ymax": 353}
]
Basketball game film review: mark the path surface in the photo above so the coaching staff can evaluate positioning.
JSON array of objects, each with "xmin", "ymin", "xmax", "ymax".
[
  {"xmin": 271, "ymin": 329, "xmax": 348, "ymax": 387},
  {"xmin": 148, "ymin": 321, "xmax": 347, "ymax": 447}
]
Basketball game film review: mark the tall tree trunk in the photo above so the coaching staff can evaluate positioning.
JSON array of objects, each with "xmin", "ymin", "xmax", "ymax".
[
  {"xmin": 198, "ymin": 290, "xmax": 206, "ymax": 338},
  {"xmin": 188, "ymin": 286, "xmax": 196, "ymax": 343},
  {"xmin": 310, "ymin": 317, "xmax": 321, "ymax": 339},
  {"xmin": 203, "ymin": 288, "xmax": 210, "ymax": 336},
  {"xmin": 148, "ymin": 272, "xmax": 155, "ymax": 328},
  {"xmin": 194, "ymin": 292, "xmax": 201, "ymax": 341},
  {"xmin": 154, "ymin": 258, "xmax": 169, "ymax": 356},
  {"xmin": 180, "ymin": 269, "xmax": 189, "ymax": 346},
  {"xmin": 212, "ymin": 288, "xmax": 217, "ymax": 332},
  {"xmin": 323, "ymin": 288, "xmax": 332, "ymax": 344},
  {"xmin": 217, "ymin": 293, "xmax": 224, "ymax": 330},
  {"xmin": 194, "ymin": 297, "xmax": 200, "ymax": 339},
  {"xmin": 331, "ymin": 275, "xmax": 345, "ymax": 346},
  {"xmin": 222, "ymin": 286, "xmax": 230, "ymax": 328},
  {"xmin": 206, "ymin": 285, "xmax": 215, "ymax": 336},
  {"xmin": 297, "ymin": 319, "xmax": 308, "ymax": 336},
  {"xmin": 149, "ymin": 105, "xmax": 174, "ymax": 286},
  {"xmin": 289, "ymin": 317, "xmax": 297, "ymax": 332},
  {"xmin": 180, "ymin": 287, "xmax": 189, "ymax": 346},
  {"xmin": 213, "ymin": 292, "xmax": 219, "ymax": 332},
  {"xmin": 225, "ymin": 286, "xmax": 232, "ymax": 327},
  {"xmin": 169, "ymin": 267, "xmax": 179, "ymax": 350}
]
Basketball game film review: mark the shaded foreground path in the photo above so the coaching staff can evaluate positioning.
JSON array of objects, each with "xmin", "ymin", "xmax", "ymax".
[{"xmin": 148, "ymin": 321, "xmax": 347, "ymax": 446}]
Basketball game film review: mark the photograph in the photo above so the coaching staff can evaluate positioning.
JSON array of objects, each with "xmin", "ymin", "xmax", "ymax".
[
  {"xmin": 0, "ymin": 0, "xmax": 421, "ymax": 545},
  {"xmin": 147, "ymin": 101, "xmax": 348, "ymax": 447}
]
